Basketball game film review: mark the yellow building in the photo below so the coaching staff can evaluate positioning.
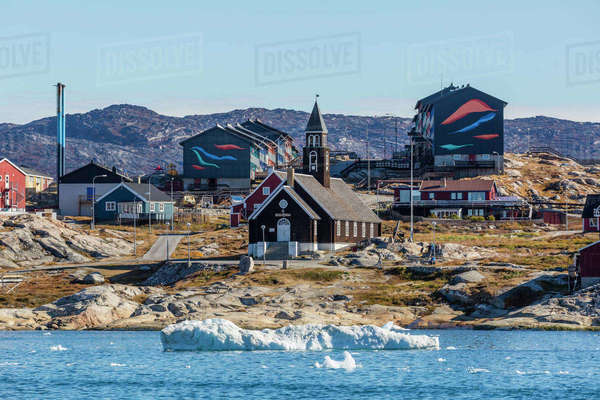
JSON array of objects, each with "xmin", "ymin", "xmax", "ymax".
[{"xmin": 21, "ymin": 166, "xmax": 53, "ymax": 193}]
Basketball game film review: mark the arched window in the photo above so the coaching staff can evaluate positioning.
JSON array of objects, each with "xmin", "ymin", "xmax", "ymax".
[
  {"xmin": 309, "ymin": 151, "xmax": 318, "ymax": 171},
  {"xmin": 315, "ymin": 135, "xmax": 320, "ymax": 147}
]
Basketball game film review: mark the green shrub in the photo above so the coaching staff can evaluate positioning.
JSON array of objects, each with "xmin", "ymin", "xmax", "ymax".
[
  {"xmin": 467, "ymin": 216, "xmax": 485, "ymax": 222},
  {"xmin": 449, "ymin": 214, "xmax": 460, "ymax": 220},
  {"xmin": 486, "ymin": 215, "xmax": 496, "ymax": 221}
]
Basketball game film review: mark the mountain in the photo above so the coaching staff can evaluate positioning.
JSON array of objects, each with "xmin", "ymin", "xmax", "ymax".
[{"xmin": 1, "ymin": 105, "xmax": 599, "ymax": 177}]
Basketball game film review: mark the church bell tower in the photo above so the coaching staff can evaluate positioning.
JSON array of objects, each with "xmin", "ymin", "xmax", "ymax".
[{"xmin": 303, "ymin": 97, "xmax": 330, "ymax": 187}]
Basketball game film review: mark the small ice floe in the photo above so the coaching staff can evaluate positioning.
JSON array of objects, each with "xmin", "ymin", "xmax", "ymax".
[
  {"xmin": 261, "ymin": 365, "xmax": 268, "ymax": 369},
  {"xmin": 43, "ymin": 332, "xmax": 52, "ymax": 336},
  {"xmin": 437, "ymin": 358, "xmax": 446, "ymax": 362},
  {"xmin": 160, "ymin": 319, "xmax": 439, "ymax": 351},
  {"xmin": 516, "ymin": 370, "xmax": 526, "ymax": 375},
  {"xmin": 185, "ymin": 365, "xmax": 191, "ymax": 369},
  {"xmin": 50, "ymin": 345, "xmax": 68, "ymax": 352},
  {"xmin": 315, "ymin": 351, "xmax": 358, "ymax": 372},
  {"xmin": 110, "ymin": 363, "xmax": 126, "ymax": 367},
  {"xmin": 467, "ymin": 367, "xmax": 490, "ymax": 374},
  {"xmin": 557, "ymin": 371, "xmax": 570, "ymax": 375},
  {"xmin": 505, "ymin": 356, "xmax": 511, "ymax": 360},
  {"xmin": 446, "ymin": 346, "xmax": 457, "ymax": 350},
  {"xmin": 0, "ymin": 362, "xmax": 19, "ymax": 366}
]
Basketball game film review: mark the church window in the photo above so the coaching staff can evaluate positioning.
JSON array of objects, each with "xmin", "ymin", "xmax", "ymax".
[{"xmin": 309, "ymin": 151, "xmax": 318, "ymax": 172}]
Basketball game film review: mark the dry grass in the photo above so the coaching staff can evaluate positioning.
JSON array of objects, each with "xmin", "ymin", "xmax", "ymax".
[{"xmin": 0, "ymin": 272, "xmax": 88, "ymax": 308}]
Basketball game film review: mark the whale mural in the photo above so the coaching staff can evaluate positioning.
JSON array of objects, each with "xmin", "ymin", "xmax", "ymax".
[
  {"xmin": 474, "ymin": 134, "xmax": 499, "ymax": 140},
  {"xmin": 449, "ymin": 112, "xmax": 496, "ymax": 134},
  {"xmin": 441, "ymin": 99, "xmax": 496, "ymax": 125},
  {"xmin": 192, "ymin": 146, "xmax": 237, "ymax": 161},
  {"xmin": 215, "ymin": 144, "xmax": 245, "ymax": 150},
  {"xmin": 440, "ymin": 144, "xmax": 473, "ymax": 151},
  {"xmin": 191, "ymin": 149, "xmax": 220, "ymax": 168}
]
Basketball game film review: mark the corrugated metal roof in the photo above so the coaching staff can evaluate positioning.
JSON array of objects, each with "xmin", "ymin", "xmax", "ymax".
[{"xmin": 420, "ymin": 179, "xmax": 495, "ymax": 192}]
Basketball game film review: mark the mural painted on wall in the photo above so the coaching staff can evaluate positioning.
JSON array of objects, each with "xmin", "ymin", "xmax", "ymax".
[
  {"xmin": 416, "ymin": 106, "xmax": 434, "ymax": 139},
  {"xmin": 191, "ymin": 144, "xmax": 244, "ymax": 170},
  {"xmin": 435, "ymin": 97, "xmax": 503, "ymax": 155}
]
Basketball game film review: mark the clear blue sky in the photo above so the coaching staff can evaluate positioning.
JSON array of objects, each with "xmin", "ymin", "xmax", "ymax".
[{"xmin": 1, "ymin": 0, "xmax": 598, "ymax": 124}]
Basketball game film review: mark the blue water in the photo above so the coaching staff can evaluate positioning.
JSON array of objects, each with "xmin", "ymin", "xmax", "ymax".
[{"xmin": 1, "ymin": 330, "xmax": 599, "ymax": 399}]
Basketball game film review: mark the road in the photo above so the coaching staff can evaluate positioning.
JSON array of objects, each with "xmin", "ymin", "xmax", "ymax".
[{"xmin": 142, "ymin": 234, "xmax": 185, "ymax": 261}]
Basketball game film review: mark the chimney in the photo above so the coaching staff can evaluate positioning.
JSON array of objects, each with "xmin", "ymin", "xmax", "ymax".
[{"xmin": 287, "ymin": 167, "xmax": 295, "ymax": 188}]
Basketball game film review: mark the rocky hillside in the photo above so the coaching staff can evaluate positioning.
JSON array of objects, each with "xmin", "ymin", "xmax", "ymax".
[
  {"xmin": 1, "ymin": 105, "xmax": 599, "ymax": 177},
  {"xmin": 492, "ymin": 152, "xmax": 600, "ymax": 202}
]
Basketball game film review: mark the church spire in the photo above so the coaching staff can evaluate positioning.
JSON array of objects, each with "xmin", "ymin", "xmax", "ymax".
[
  {"xmin": 303, "ymin": 96, "xmax": 330, "ymax": 188},
  {"xmin": 305, "ymin": 97, "xmax": 328, "ymax": 134}
]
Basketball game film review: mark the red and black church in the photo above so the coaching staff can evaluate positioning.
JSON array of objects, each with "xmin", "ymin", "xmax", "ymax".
[{"xmin": 248, "ymin": 100, "xmax": 381, "ymax": 258}]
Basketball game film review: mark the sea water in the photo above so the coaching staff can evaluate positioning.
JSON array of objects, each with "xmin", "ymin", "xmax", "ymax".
[{"xmin": 1, "ymin": 330, "xmax": 599, "ymax": 399}]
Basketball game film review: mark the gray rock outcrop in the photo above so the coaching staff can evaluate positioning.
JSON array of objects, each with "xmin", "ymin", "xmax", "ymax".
[{"xmin": 239, "ymin": 256, "xmax": 254, "ymax": 274}]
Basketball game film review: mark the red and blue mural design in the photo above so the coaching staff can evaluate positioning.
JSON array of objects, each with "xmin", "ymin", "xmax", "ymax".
[
  {"xmin": 191, "ymin": 144, "xmax": 244, "ymax": 170},
  {"xmin": 437, "ymin": 98, "xmax": 502, "ymax": 154}
]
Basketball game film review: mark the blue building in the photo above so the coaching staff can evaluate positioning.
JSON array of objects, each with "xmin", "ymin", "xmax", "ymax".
[{"xmin": 93, "ymin": 183, "xmax": 174, "ymax": 223}]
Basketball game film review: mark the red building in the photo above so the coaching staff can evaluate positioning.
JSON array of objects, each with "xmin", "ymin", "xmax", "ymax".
[
  {"xmin": 420, "ymin": 178, "xmax": 497, "ymax": 201},
  {"xmin": 231, "ymin": 170, "xmax": 285, "ymax": 219},
  {"xmin": 575, "ymin": 241, "xmax": 600, "ymax": 288},
  {"xmin": 0, "ymin": 158, "xmax": 27, "ymax": 211},
  {"xmin": 582, "ymin": 194, "xmax": 600, "ymax": 233}
]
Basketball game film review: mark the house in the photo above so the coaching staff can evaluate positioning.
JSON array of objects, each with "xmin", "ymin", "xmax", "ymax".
[
  {"xmin": 20, "ymin": 166, "xmax": 53, "ymax": 194},
  {"xmin": 574, "ymin": 241, "xmax": 600, "ymax": 288},
  {"xmin": 393, "ymin": 177, "xmax": 529, "ymax": 219},
  {"xmin": 0, "ymin": 158, "xmax": 26, "ymax": 211},
  {"xmin": 93, "ymin": 183, "xmax": 174, "ymax": 223},
  {"xmin": 231, "ymin": 169, "xmax": 286, "ymax": 219},
  {"xmin": 58, "ymin": 161, "xmax": 132, "ymax": 216},
  {"xmin": 179, "ymin": 120, "xmax": 296, "ymax": 191},
  {"xmin": 248, "ymin": 100, "xmax": 382, "ymax": 258},
  {"xmin": 582, "ymin": 194, "xmax": 600, "ymax": 233}
]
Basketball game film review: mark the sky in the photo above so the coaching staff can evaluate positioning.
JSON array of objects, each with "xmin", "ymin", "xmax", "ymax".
[{"xmin": 0, "ymin": 0, "xmax": 599, "ymax": 124}]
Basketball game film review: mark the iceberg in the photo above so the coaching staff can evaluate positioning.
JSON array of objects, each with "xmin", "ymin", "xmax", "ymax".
[
  {"xmin": 315, "ymin": 351, "xmax": 358, "ymax": 371},
  {"xmin": 160, "ymin": 319, "xmax": 439, "ymax": 351}
]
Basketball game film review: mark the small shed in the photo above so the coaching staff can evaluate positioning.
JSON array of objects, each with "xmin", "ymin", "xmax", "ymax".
[
  {"xmin": 576, "ymin": 241, "xmax": 600, "ymax": 288},
  {"xmin": 542, "ymin": 209, "xmax": 566, "ymax": 225}
]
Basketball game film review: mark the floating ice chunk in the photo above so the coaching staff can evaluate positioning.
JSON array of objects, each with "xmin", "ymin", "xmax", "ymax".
[
  {"xmin": 446, "ymin": 346, "xmax": 457, "ymax": 350},
  {"xmin": 43, "ymin": 332, "xmax": 52, "ymax": 336},
  {"xmin": 110, "ymin": 363, "xmax": 126, "ymax": 367},
  {"xmin": 50, "ymin": 345, "xmax": 68, "ymax": 352},
  {"xmin": 467, "ymin": 367, "xmax": 490, "ymax": 374},
  {"xmin": 437, "ymin": 358, "xmax": 446, "ymax": 362},
  {"xmin": 315, "ymin": 351, "xmax": 357, "ymax": 371},
  {"xmin": 381, "ymin": 321, "xmax": 408, "ymax": 331},
  {"xmin": 160, "ymin": 319, "xmax": 440, "ymax": 352},
  {"xmin": 558, "ymin": 371, "xmax": 569, "ymax": 375}
]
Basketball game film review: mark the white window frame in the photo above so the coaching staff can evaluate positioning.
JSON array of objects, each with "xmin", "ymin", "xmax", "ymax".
[
  {"xmin": 336, "ymin": 220, "xmax": 341, "ymax": 236},
  {"xmin": 353, "ymin": 222, "xmax": 357, "ymax": 237},
  {"xmin": 150, "ymin": 202, "xmax": 156, "ymax": 212},
  {"xmin": 5, "ymin": 175, "xmax": 9, "ymax": 186},
  {"xmin": 262, "ymin": 187, "xmax": 270, "ymax": 196},
  {"xmin": 5, "ymin": 192, "xmax": 10, "ymax": 206},
  {"xmin": 159, "ymin": 203, "xmax": 165, "ymax": 212},
  {"xmin": 309, "ymin": 151, "xmax": 318, "ymax": 172},
  {"xmin": 105, "ymin": 201, "xmax": 116, "ymax": 211},
  {"xmin": 362, "ymin": 222, "xmax": 366, "ymax": 237},
  {"xmin": 370, "ymin": 223, "xmax": 375, "ymax": 238},
  {"xmin": 345, "ymin": 221, "xmax": 349, "ymax": 237},
  {"xmin": 468, "ymin": 192, "xmax": 485, "ymax": 201}
]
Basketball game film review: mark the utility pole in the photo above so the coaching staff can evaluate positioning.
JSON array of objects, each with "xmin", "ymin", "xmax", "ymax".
[
  {"xmin": 366, "ymin": 121, "xmax": 370, "ymax": 193},
  {"xmin": 410, "ymin": 135, "xmax": 414, "ymax": 242}
]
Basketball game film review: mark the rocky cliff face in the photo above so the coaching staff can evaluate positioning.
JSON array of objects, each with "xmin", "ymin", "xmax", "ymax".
[{"xmin": 1, "ymin": 105, "xmax": 599, "ymax": 177}]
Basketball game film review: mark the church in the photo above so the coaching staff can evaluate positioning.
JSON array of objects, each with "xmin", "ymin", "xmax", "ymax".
[{"xmin": 248, "ymin": 99, "xmax": 382, "ymax": 258}]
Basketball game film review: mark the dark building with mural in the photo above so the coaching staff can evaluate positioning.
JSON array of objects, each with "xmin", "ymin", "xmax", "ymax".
[
  {"xmin": 411, "ymin": 84, "xmax": 507, "ymax": 177},
  {"xmin": 179, "ymin": 120, "xmax": 296, "ymax": 191}
]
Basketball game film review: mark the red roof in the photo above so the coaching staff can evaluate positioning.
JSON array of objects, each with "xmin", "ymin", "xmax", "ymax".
[{"xmin": 420, "ymin": 179, "xmax": 495, "ymax": 192}]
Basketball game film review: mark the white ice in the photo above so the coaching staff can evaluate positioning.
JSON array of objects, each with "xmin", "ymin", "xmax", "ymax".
[
  {"xmin": 160, "ymin": 319, "xmax": 440, "ymax": 352},
  {"xmin": 50, "ymin": 345, "xmax": 68, "ymax": 351},
  {"xmin": 467, "ymin": 367, "xmax": 490, "ymax": 373},
  {"xmin": 315, "ymin": 351, "xmax": 357, "ymax": 371}
]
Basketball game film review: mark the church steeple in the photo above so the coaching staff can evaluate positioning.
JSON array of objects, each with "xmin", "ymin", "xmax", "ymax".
[{"xmin": 303, "ymin": 96, "xmax": 330, "ymax": 188}]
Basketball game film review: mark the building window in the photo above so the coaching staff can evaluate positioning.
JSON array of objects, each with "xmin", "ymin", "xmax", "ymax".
[
  {"xmin": 345, "ymin": 221, "xmax": 349, "ymax": 237},
  {"xmin": 159, "ymin": 203, "xmax": 165, "ymax": 212},
  {"xmin": 5, "ymin": 175, "xmax": 9, "ymax": 186},
  {"xmin": 309, "ymin": 151, "xmax": 318, "ymax": 172},
  {"xmin": 262, "ymin": 187, "xmax": 270, "ymax": 196},
  {"xmin": 451, "ymin": 192, "xmax": 456, "ymax": 200},
  {"xmin": 481, "ymin": 154, "xmax": 491, "ymax": 160},
  {"xmin": 353, "ymin": 222, "xmax": 357, "ymax": 237},
  {"xmin": 468, "ymin": 192, "xmax": 485, "ymax": 201},
  {"xmin": 105, "ymin": 201, "xmax": 116, "ymax": 211},
  {"xmin": 5, "ymin": 192, "xmax": 9, "ymax": 206},
  {"xmin": 150, "ymin": 202, "xmax": 156, "ymax": 212},
  {"xmin": 590, "ymin": 218, "xmax": 598, "ymax": 228},
  {"xmin": 336, "ymin": 220, "xmax": 341, "ymax": 236},
  {"xmin": 362, "ymin": 222, "xmax": 366, "ymax": 237},
  {"xmin": 370, "ymin": 223, "xmax": 375, "ymax": 238},
  {"xmin": 428, "ymin": 192, "xmax": 435, "ymax": 200}
]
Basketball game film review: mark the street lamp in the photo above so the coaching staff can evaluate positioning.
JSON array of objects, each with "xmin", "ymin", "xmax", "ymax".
[
  {"xmin": 186, "ymin": 222, "xmax": 191, "ymax": 267},
  {"xmin": 165, "ymin": 222, "xmax": 170, "ymax": 260},
  {"xmin": 261, "ymin": 225, "xmax": 266, "ymax": 266},
  {"xmin": 170, "ymin": 177, "xmax": 174, "ymax": 231},
  {"xmin": 91, "ymin": 174, "xmax": 107, "ymax": 230},
  {"xmin": 431, "ymin": 221, "xmax": 437, "ymax": 264}
]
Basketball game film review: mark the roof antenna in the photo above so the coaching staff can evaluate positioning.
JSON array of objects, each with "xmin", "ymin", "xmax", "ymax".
[{"xmin": 315, "ymin": 93, "xmax": 319, "ymax": 102}]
